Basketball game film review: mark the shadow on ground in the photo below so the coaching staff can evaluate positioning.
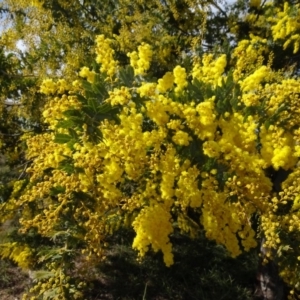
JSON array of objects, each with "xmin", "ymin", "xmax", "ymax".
[{"xmin": 83, "ymin": 229, "xmax": 261, "ymax": 300}]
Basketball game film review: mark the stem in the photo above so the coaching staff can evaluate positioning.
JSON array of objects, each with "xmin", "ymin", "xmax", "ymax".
[
  {"xmin": 209, "ymin": 1, "xmax": 228, "ymax": 18},
  {"xmin": 142, "ymin": 282, "xmax": 148, "ymax": 300}
]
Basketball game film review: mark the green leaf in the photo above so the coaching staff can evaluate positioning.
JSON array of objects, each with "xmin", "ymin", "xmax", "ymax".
[
  {"xmin": 62, "ymin": 109, "xmax": 82, "ymax": 118},
  {"xmin": 58, "ymin": 158, "xmax": 80, "ymax": 175},
  {"xmin": 44, "ymin": 287, "xmax": 60, "ymax": 299},
  {"xmin": 119, "ymin": 65, "xmax": 134, "ymax": 87},
  {"xmin": 73, "ymin": 93, "xmax": 87, "ymax": 104},
  {"xmin": 265, "ymin": 119, "xmax": 271, "ymax": 130},
  {"xmin": 58, "ymin": 162, "xmax": 74, "ymax": 175},
  {"xmin": 56, "ymin": 119, "xmax": 75, "ymax": 129},
  {"xmin": 81, "ymin": 80, "xmax": 94, "ymax": 93},
  {"xmin": 71, "ymin": 190, "xmax": 95, "ymax": 207},
  {"xmin": 31, "ymin": 270, "xmax": 55, "ymax": 281},
  {"xmin": 243, "ymin": 107, "xmax": 256, "ymax": 122},
  {"xmin": 98, "ymin": 102, "xmax": 114, "ymax": 114},
  {"xmin": 50, "ymin": 186, "xmax": 66, "ymax": 196},
  {"xmin": 87, "ymin": 97, "xmax": 99, "ymax": 112},
  {"xmin": 54, "ymin": 133, "xmax": 73, "ymax": 144},
  {"xmin": 81, "ymin": 105, "xmax": 96, "ymax": 117},
  {"xmin": 68, "ymin": 128, "xmax": 78, "ymax": 139}
]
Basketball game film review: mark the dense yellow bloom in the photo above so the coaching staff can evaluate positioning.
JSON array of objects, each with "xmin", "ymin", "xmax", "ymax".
[
  {"xmin": 175, "ymin": 166, "xmax": 202, "ymax": 208},
  {"xmin": 157, "ymin": 72, "xmax": 174, "ymax": 93},
  {"xmin": 79, "ymin": 66, "xmax": 96, "ymax": 83},
  {"xmin": 203, "ymin": 140, "xmax": 220, "ymax": 158},
  {"xmin": 145, "ymin": 95, "xmax": 170, "ymax": 126},
  {"xmin": 232, "ymin": 37, "xmax": 268, "ymax": 82},
  {"xmin": 107, "ymin": 87, "xmax": 131, "ymax": 106},
  {"xmin": 40, "ymin": 78, "xmax": 71, "ymax": 95},
  {"xmin": 128, "ymin": 43, "xmax": 152, "ymax": 76},
  {"xmin": 196, "ymin": 99, "xmax": 216, "ymax": 126},
  {"xmin": 42, "ymin": 94, "xmax": 81, "ymax": 129},
  {"xmin": 241, "ymin": 92, "xmax": 261, "ymax": 107},
  {"xmin": 132, "ymin": 204, "xmax": 174, "ymax": 267},
  {"xmin": 270, "ymin": 2, "xmax": 300, "ymax": 54},
  {"xmin": 0, "ymin": 242, "xmax": 32, "ymax": 269},
  {"xmin": 137, "ymin": 82, "xmax": 157, "ymax": 98},
  {"xmin": 240, "ymin": 65, "xmax": 269, "ymax": 92},
  {"xmin": 95, "ymin": 35, "xmax": 118, "ymax": 77},
  {"xmin": 40, "ymin": 79, "xmax": 57, "ymax": 95},
  {"xmin": 192, "ymin": 54, "xmax": 227, "ymax": 86},
  {"xmin": 5, "ymin": 17, "xmax": 300, "ymax": 294},
  {"xmin": 260, "ymin": 125, "xmax": 297, "ymax": 170},
  {"xmin": 172, "ymin": 130, "xmax": 191, "ymax": 146},
  {"xmin": 173, "ymin": 65, "xmax": 188, "ymax": 93},
  {"xmin": 167, "ymin": 119, "xmax": 183, "ymax": 131}
]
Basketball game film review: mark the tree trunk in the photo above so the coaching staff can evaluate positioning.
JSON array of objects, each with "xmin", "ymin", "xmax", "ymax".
[{"xmin": 255, "ymin": 238, "xmax": 287, "ymax": 300}]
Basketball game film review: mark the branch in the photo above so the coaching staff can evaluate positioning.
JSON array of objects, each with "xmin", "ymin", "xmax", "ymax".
[
  {"xmin": 209, "ymin": 1, "xmax": 228, "ymax": 18},
  {"xmin": 18, "ymin": 160, "xmax": 32, "ymax": 179},
  {"xmin": 0, "ymin": 132, "xmax": 23, "ymax": 136},
  {"xmin": 4, "ymin": 102, "xmax": 23, "ymax": 106},
  {"xmin": 0, "ymin": 70, "xmax": 36, "ymax": 79}
]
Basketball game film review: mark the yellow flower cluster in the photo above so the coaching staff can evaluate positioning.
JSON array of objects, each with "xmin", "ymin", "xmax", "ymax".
[
  {"xmin": 192, "ymin": 54, "xmax": 227, "ymax": 86},
  {"xmin": 127, "ymin": 43, "xmax": 152, "ymax": 76},
  {"xmin": 203, "ymin": 140, "xmax": 220, "ymax": 158},
  {"xmin": 132, "ymin": 204, "xmax": 174, "ymax": 267},
  {"xmin": 10, "ymin": 179, "xmax": 26, "ymax": 198},
  {"xmin": 211, "ymin": 113, "xmax": 273, "ymax": 213},
  {"xmin": 40, "ymin": 78, "xmax": 70, "ymax": 95},
  {"xmin": 201, "ymin": 204, "xmax": 238, "ymax": 257},
  {"xmin": 25, "ymin": 133, "xmax": 73, "ymax": 181},
  {"xmin": 22, "ymin": 260, "xmax": 84, "ymax": 300},
  {"xmin": 172, "ymin": 130, "xmax": 191, "ymax": 146},
  {"xmin": 168, "ymin": 97, "xmax": 217, "ymax": 141},
  {"xmin": 30, "ymin": 0, "xmax": 43, "ymax": 8},
  {"xmin": 200, "ymin": 174, "xmax": 258, "ymax": 257},
  {"xmin": 175, "ymin": 166, "xmax": 202, "ymax": 208},
  {"xmin": 42, "ymin": 94, "xmax": 81, "ymax": 129},
  {"xmin": 260, "ymin": 125, "xmax": 297, "ymax": 170},
  {"xmin": 40, "ymin": 79, "xmax": 57, "ymax": 94},
  {"xmin": 157, "ymin": 72, "xmax": 174, "ymax": 93},
  {"xmin": 107, "ymin": 86, "xmax": 131, "ymax": 106},
  {"xmin": 137, "ymin": 82, "xmax": 157, "ymax": 98},
  {"xmin": 95, "ymin": 34, "xmax": 118, "ymax": 77},
  {"xmin": 232, "ymin": 36, "xmax": 268, "ymax": 82},
  {"xmin": 79, "ymin": 66, "xmax": 96, "ymax": 83},
  {"xmin": 240, "ymin": 65, "xmax": 269, "ymax": 92},
  {"xmin": 173, "ymin": 65, "xmax": 188, "ymax": 93},
  {"xmin": 158, "ymin": 146, "xmax": 186, "ymax": 206},
  {"xmin": 266, "ymin": 78, "xmax": 300, "ymax": 114},
  {"xmin": 270, "ymin": 2, "xmax": 300, "ymax": 54},
  {"xmin": 0, "ymin": 242, "xmax": 32, "ymax": 269},
  {"xmin": 241, "ymin": 92, "xmax": 261, "ymax": 107},
  {"xmin": 145, "ymin": 95, "xmax": 171, "ymax": 126}
]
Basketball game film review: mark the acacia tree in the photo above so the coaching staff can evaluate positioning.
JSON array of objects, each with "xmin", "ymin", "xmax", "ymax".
[{"xmin": 1, "ymin": 0, "xmax": 300, "ymax": 299}]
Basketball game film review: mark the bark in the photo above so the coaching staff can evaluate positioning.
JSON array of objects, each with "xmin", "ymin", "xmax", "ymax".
[{"xmin": 255, "ymin": 238, "xmax": 288, "ymax": 300}]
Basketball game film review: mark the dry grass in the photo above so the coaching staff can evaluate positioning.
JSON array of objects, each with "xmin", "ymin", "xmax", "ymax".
[{"xmin": 0, "ymin": 259, "xmax": 31, "ymax": 300}]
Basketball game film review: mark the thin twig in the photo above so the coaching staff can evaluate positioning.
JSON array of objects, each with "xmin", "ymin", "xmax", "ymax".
[
  {"xmin": 210, "ymin": 1, "xmax": 228, "ymax": 18},
  {"xmin": 0, "ymin": 132, "xmax": 23, "ymax": 136},
  {"xmin": 142, "ymin": 282, "xmax": 148, "ymax": 300},
  {"xmin": 4, "ymin": 102, "xmax": 23, "ymax": 106}
]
